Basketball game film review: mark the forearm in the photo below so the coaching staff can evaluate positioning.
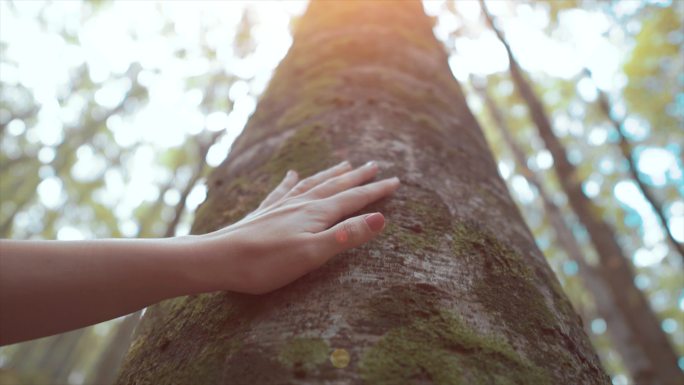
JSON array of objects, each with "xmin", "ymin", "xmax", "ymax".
[
  {"xmin": 0, "ymin": 236, "xmax": 205, "ymax": 345},
  {"xmin": 0, "ymin": 162, "xmax": 399, "ymax": 345}
]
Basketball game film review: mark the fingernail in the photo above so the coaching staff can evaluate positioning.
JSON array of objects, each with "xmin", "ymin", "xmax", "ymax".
[
  {"xmin": 383, "ymin": 177, "xmax": 400, "ymax": 185},
  {"xmin": 365, "ymin": 160, "xmax": 377, "ymax": 168},
  {"xmin": 338, "ymin": 160, "xmax": 350, "ymax": 168},
  {"xmin": 364, "ymin": 212, "xmax": 385, "ymax": 232},
  {"xmin": 287, "ymin": 170, "xmax": 296, "ymax": 178}
]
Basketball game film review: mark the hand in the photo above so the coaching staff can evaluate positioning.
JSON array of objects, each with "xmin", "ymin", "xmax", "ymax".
[
  {"xmin": 195, "ymin": 161, "xmax": 400, "ymax": 295},
  {"xmin": 0, "ymin": 161, "xmax": 399, "ymax": 343}
]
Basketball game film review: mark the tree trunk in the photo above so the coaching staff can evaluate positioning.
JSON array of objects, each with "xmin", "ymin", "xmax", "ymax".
[
  {"xmin": 472, "ymin": 78, "xmax": 653, "ymax": 383},
  {"xmin": 479, "ymin": 2, "xmax": 684, "ymax": 384},
  {"xmin": 116, "ymin": 1, "xmax": 608, "ymax": 384}
]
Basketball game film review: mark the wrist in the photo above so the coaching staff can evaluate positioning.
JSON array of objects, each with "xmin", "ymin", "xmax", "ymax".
[
  {"xmin": 163, "ymin": 234, "xmax": 212, "ymax": 295},
  {"xmin": 169, "ymin": 231, "xmax": 240, "ymax": 295}
]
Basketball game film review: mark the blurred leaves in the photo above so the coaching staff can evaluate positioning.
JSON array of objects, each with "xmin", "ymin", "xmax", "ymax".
[{"xmin": 623, "ymin": 5, "xmax": 683, "ymax": 147}]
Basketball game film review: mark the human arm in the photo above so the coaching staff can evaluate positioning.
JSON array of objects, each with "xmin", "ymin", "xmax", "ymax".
[{"xmin": 0, "ymin": 161, "xmax": 400, "ymax": 345}]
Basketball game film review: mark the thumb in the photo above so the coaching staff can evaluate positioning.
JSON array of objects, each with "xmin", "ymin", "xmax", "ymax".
[{"xmin": 316, "ymin": 212, "xmax": 386, "ymax": 257}]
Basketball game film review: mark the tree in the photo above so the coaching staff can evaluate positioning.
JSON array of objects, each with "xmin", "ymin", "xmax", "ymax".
[
  {"xmin": 117, "ymin": 1, "xmax": 608, "ymax": 383},
  {"xmin": 479, "ymin": 1, "xmax": 684, "ymax": 384}
]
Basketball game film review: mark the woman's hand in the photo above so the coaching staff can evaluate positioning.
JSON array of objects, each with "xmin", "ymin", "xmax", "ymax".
[
  {"xmin": 195, "ymin": 160, "xmax": 400, "ymax": 295},
  {"xmin": 0, "ymin": 160, "xmax": 399, "ymax": 344}
]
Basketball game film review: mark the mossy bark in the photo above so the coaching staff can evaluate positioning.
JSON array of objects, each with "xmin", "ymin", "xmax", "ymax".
[{"xmin": 116, "ymin": 1, "xmax": 609, "ymax": 384}]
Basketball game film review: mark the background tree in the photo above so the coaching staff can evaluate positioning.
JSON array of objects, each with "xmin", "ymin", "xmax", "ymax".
[
  {"xmin": 116, "ymin": 1, "xmax": 608, "ymax": 383},
  {"xmin": 584, "ymin": 68, "xmax": 684, "ymax": 261},
  {"xmin": 479, "ymin": 1, "xmax": 683, "ymax": 383}
]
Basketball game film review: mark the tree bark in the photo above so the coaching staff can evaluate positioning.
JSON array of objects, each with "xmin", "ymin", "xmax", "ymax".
[
  {"xmin": 479, "ymin": 2, "xmax": 684, "ymax": 384},
  {"xmin": 117, "ymin": 1, "xmax": 609, "ymax": 384},
  {"xmin": 472, "ymin": 78, "xmax": 653, "ymax": 383}
]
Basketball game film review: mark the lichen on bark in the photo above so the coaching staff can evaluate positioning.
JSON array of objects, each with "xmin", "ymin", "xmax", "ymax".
[{"xmin": 117, "ymin": 293, "xmax": 243, "ymax": 385}]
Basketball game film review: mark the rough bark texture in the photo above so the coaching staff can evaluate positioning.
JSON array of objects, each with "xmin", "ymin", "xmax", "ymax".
[
  {"xmin": 480, "ymin": 3, "xmax": 683, "ymax": 384},
  {"xmin": 117, "ymin": 2, "xmax": 609, "ymax": 384},
  {"xmin": 473, "ymin": 79, "xmax": 653, "ymax": 382}
]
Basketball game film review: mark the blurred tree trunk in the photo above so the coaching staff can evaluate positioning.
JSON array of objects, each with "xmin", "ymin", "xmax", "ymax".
[
  {"xmin": 117, "ymin": 1, "xmax": 608, "ymax": 384},
  {"xmin": 164, "ymin": 131, "xmax": 223, "ymax": 237},
  {"xmin": 480, "ymin": 2, "xmax": 684, "ymax": 384},
  {"xmin": 39, "ymin": 328, "xmax": 87, "ymax": 384},
  {"xmin": 86, "ymin": 311, "xmax": 143, "ymax": 385},
  {"xmin": 4, "ymin": 327, "xmax": 86, "ymax": 383},
  {"xmin": 583, "ymin": 69, "xmax": 684, "ymax": 262},
  {"xmin": 472, "ymin": 78, "xmax": 654, "ymax": 382}
]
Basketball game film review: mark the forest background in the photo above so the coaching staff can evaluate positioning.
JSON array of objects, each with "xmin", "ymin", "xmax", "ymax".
[{"xmin": 0, "ymin": 0, "xmax": 681, "ymax": 384}]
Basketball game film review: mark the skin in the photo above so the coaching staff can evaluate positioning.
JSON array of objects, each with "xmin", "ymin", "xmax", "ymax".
[{"xmin": 0, "ymin": 160, "xmax": 400, "ymax": 346}]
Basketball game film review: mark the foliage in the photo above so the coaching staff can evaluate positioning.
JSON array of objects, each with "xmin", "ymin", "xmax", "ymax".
[{"xmin": 623, "ymin": 5, "xmax": 683, "ymax": 143}]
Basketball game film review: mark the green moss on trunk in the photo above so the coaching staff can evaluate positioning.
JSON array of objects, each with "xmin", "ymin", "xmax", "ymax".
[
  {"xmin": 357, "ymin": 285, "xmax": 549, "ymax": 385},
  {"xmin": 278, "ymin": 338, "xmax": 330, "ymax": 375},
  {"xmin": 193, "ymin": 122, "xmax": 332, "ymax": 234},
  {"xmin": 452, "ymin": 221, "xmax": 556, "ymax": 335}
]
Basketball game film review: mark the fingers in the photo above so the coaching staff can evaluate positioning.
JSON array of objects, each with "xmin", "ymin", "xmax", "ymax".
[
  {"xmin": 305, "ymin": 160, "xmax": 378, "ymax": 199},
  {"xmin": 284, "ymin": 161, "xmax": 352, "ymax": 199},
  {"xmin": 258, "ymin": 170, "xmax": 299, "ymax": 209},
  {"xmin": 320, "ymin": 177, "xmax": 401, "ymax": 223},
  {"xmin": 308, "ymin": 212, "xmax": 386, "ymax": 266}
]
